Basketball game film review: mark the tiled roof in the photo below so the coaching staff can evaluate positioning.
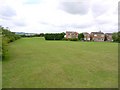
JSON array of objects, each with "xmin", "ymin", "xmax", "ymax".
[
  {"xmin": 66, "ymin": 31, "xmax": 78, "ymax": 33},
  {"xmin": 83, "ymin": 32, "xmax": 89, "ymax": 34},
  {"xmin": 105, "ymin": 33, "xmax": 113, "ymax": 35},
  {"xmin": 91, "ymin": 32, "xmax": 104, "ymax": 34}
]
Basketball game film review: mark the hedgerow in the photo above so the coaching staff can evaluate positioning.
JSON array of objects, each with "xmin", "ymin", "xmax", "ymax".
[
  {"xmin": 0, "ymin": 26, "xmax": 21, "ymax": 59},
  {"xmin": 44, "ymin": 33, "xmax": 64, "ymax": 40}
]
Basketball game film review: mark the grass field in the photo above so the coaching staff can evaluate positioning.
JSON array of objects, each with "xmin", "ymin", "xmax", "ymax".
[
  {"xmin": 0, "ymin": 32, "xmax": 2, "ymax": 89},
  {"xmin": 0, "ymin": 62, "xmax": 1, "ymax": 90},
  {"xmin": 2, "ymin": 37, "xmax": 118, "ymax": 88}
]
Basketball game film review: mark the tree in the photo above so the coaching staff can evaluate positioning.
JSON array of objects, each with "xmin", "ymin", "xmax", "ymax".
[
  {"xmin": 1, "ymin": 26, "xmax": 21, "ymax": 59},
  {"xmin": 40, "ymin": 33, "xmax": 44, "ymax": 37},
  {"xmin": 118, "ymin": 31, "xmax": 120, "ymax": 43},
  {"xmin": 44, "ymin": 33, "xmax": 64, "ymax": 40},
  {"xmin": 78, "ymin": 33, "xmax": 84, "ymax": 41},
  {"xmin": 112, "ymin": 32, "xmax": 118, "ymax": 42},
  {"xmin": 104, "ymin": 35, "xmax": 107, "ymax": 41},
  {"xmin": 112, "ymin": 32, "xmax": 120, "ymax": 43}
]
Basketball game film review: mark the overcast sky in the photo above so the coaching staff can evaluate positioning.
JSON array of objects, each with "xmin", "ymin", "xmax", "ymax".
[{"xmin": 0, "ymin": 0, "xmax": 119, "ymax": 33}]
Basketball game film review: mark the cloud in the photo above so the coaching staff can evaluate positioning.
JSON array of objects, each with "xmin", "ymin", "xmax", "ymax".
[
  {"xmin": 0, "ymin": 5, "xmax": 16, "ymax": 19},
  {"xmin": 0, "ymin": 0, "xmax": 118, "ymax": 33},
  {"xmin": 23, "ymin": 0, "xmax": 42, "ymax": 4},
  {"xmin": 13, "ymin": 20, "xmax": 26, "ymax": 27},
  {"xmin": 59, "ymin": 0, "xmax": 90, "ymax": 15},
  {"xmin": 91, "ymin": 1, "xmax": 110, "ymax": 17}
]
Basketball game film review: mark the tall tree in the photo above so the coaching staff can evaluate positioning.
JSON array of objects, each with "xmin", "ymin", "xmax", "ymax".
[
  {"xmin": 78, "ymin": 33, "xmax": 84, "ymax": 40},
  {"xmin": 112, "ymin": 32, "xmax": 118, "ymax": 42}
]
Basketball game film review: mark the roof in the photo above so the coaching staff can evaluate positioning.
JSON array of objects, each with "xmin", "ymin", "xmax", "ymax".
[
  {"xmin": 105, "ymin": 33, "xmax": 113, "ymax": 35},
  {"xmin": 83, "ymin": 32, "xmax": 89, "ymax": 34},
  {"xmin": 91, "ymin": 32, "xmax": 104, "ymax": 34},
  {"xmin": 66, "ymin": 31, "xmax": 78, "ymax": 34}
]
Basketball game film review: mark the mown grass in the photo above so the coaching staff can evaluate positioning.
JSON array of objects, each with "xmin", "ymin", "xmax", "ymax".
[
  {"xmin": 0, "ymin": 59, "xmax": 1, "ymax": 89},
  {"xmin": 2, "ymin": 37, "xmax": 118, "ymax": 88},
  {"xmin": 0, "ymin": 30, "xmax": 2, "ymax": 89}
]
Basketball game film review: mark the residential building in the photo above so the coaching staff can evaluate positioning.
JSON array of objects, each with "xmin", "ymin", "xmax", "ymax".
[
  {"xmin": 91, "ymin": 31, "xmax": 105, "ymax": 42},
  {"xmin": 105, "ymin": 33, "xmax": 113, "ymax": 41},
  {"xmin": 83, "ymin": 32, "xmax": 90, "ymax": 41},
  {"xmin": 66, "ymin": 31, "xmax": 78, "ymax": 39}
]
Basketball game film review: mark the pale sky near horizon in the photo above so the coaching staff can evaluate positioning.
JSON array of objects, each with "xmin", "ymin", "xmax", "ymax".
[{"xmin": 0, "ymin": 0, "xmax": 119, "ymax": 33}]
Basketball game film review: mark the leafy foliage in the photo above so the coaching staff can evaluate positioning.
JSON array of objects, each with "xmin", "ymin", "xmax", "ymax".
[
  {"xmin": 112, "ymin": 32, "xmax": 120, "ymax": 43},
  {"xmin": 44, "ymin": 33, "xmax": 64, "ymax": 40},
  {"xmin": 78, "ymin": 33, "xmax": 84, "ymax": 40},
  {"xmin": 63, "ymin": 38, "xmax": 78, "ymax": 41},
  {"xmin": 1, "ymin": 26, "xmax": 21, "ymax": 59},
  {"xmin": 20, "ymin": 33, "xmax": 45, "ymax": 37}
]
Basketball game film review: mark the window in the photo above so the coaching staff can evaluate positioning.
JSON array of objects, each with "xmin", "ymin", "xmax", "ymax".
[
  {"xmin": 94, "ymin": 34, "xmax": 97, "ymax": 36},
  {"xmin": 87, "ymin": 38, "xmax": 90, "ymax": 40},
  {"xmin": 101, "ymin": 35, "xmax": 104, "ymax": 37}
]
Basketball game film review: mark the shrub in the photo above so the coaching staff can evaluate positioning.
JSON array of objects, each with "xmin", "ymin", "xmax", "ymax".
[
  {"xmin": 63, "ymin": 38, "xmax": 78, "ymax": 41},
  {"xmin": 62, "ymin": 38, "xmax": 68, "ymax": 41},
  {"xmin": 1, "ymin": 26, "xmax": 21, "ymax": 59},
  {"xmin": 44, "ymin": 33, "xmax": 64, "ymax": 40},
  {"xmin": 69, "ymin": 38, "xmax": 78, "ymax": 41},
  {"xmin": 78, "ymin": 33, "xmax": 84, "ymax": 40},
  {"xmin": 112, "ymin": 32, "xmax": 120, "ymax": 43},
  {"xmin": 2, "ymin": 39, "xmax": 8, "ymax": 59}
]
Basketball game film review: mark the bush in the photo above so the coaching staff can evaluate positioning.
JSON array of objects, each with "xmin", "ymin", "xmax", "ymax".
[
  {"xmin": 45, "ymin": 33, "xmax": 64, "ymax": 40},
  {"xmin": 1, "ymin": 26, "xmax": 21, "ymax": 59},
  {"xmin": 78, "ymin": 33, "xmax": 84, "ymax": 40},
  {"xmin": 63, "ymin": 38, "xmax": 78, "ymax": 41},
  {"xmin": 62, "ymin": 38, "xmax": 68, "ymax": 41},
  {"xmin": 2, "ymin": 38, "xmax": 8, "ymax": 59},
  {"xmin": 69, "ymin": 38, "xmax": 78, "ymax": 41},
  {"xmin": 112, "ymin": 32, "xmax": 120, "ymax": 43}
]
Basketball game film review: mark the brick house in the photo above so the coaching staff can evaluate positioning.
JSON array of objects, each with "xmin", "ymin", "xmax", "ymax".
[
  {"xmin": 105, "ymin": 33, "xmax": 113, "ymax": 41},
  {"xmin": 66, "ymin": 31, "xmax": 78, "ymax": 39},
  {"xmin": 90, "ymin": 31, "xmax": 105, "ymax": 42},
  {"xmin": 83, "ymin": 32, "xmax": 90, "ymax": 41}
]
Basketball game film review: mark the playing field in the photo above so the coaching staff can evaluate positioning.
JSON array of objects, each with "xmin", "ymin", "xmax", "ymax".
[{"xmin": 2, "ymin": 37, "xmax": 118, "ymax": 88}]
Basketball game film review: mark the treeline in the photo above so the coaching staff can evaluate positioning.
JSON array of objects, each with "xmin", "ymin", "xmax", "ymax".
[
  {"xmin": 0, "ymin": 26, "xmax": 21, "ymax": 59},
  {"xmin": 44, "ymin": 33, "xmax": 84, "ymax": 41},
  {"xmin": 44, "ymin": 33, "xmax": 65, "ymax": 40},
  {"xmin": 112, "ymin": 32, "xmax": 120, "ymax": 43},
  {"xmin": 20, "ymin": 33, "xmax": 44, "ymax": 37}
]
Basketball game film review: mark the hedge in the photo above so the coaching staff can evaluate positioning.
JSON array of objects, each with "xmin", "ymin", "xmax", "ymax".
[
  {"xmin": 44, "ymin": 33, "xmax": 64, "ymax": 40},
  {"xmin": 63, "ymin": 38, "xmax": 78, "ymax": 41},
  {"xmin": 1, "ymin": 26, "xmax": 21, "ymax": 59}
]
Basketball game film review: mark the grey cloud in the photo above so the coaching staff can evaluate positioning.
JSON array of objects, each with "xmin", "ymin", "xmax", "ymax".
[
  {"xmin": 59, "ymin": 0, "xmax": 90, "ymax": 15},
  {"xmin": 95, "ymin": 19, "xmax": 110, "ymax": 25},
  {"xmin": 14, "ymin": 22, "xmax": 26, "ymax": 27},
  {"xmin": 13, "ymin": 20, "xmax": 26, "ymax": 27},
  {"xmin": 72, "ymin": 24, "xmax": 92, "ymax": 28},
  {"xmin": 0, "ymin": 6, "xmax": 16, "ymax": 19},
  {"xmin": 114, "ymin": 7, "xmax": 118, "ymax": 14},
  {"xmin": 91, "ymin": 2, "xmax": 110, "ymax": 17},
  {"xmin": 40, "ymin": 21, "xmax": 59, "ymax": 27},
  {"xmin": 40, "ymin": 21, "xmax": 93, "ymax": 29},
  {"xmin": 40, "ymin": 22, "xmax": 49, "ymax": 25},
  {"xmin": 23, "ymin": 0, "xmax": 42, "ymax": 4},
  {"xmin": 62, "ymin": 23, "xmax": 93, "ymax": 29}
]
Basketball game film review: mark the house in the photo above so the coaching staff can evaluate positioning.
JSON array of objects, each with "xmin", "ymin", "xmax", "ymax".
[
  {"xmin": 83, "ymin": 32, "xmax": 90, "ymax": 41},
  {"xmin": 105, "ymin": 33, "xmax": 113, "ymax": 41},
  {"xmin": 66, "ymin": 31, "xmax": 78, "ymax": 39},
  {"xmin": 90, "ymin": 31, "xmax": 105, "ymax": 42}
]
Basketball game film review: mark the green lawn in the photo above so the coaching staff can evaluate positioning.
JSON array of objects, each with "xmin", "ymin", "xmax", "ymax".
[
  {"xmin": 2, "ymin": 37, "xmax": 118, "ymax": 88},
  {"xmin": 0, "ymin": 32, "xmax": 2, "ymax": 89},
  {"xmin": 0, "ymin": 63, "xmax": 1, "ymax": 89}
]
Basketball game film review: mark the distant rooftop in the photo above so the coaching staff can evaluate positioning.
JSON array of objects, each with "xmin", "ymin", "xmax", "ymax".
[
  {"xmin": 105, "ymin": 33, "xmax": 113, "ymax": 35},
  {"xmin": 91, "ymin": 32, "xmax": 104, "ymax": 34}
]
